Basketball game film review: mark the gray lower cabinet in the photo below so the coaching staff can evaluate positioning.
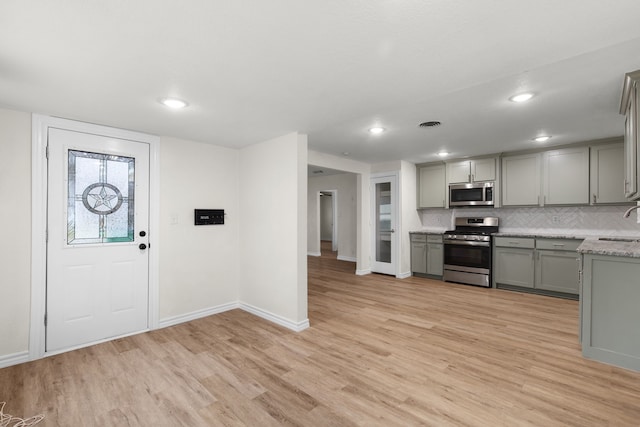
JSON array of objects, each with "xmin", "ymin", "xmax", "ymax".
[
  {"xmin": 494, "ymin": 246, "xmax": 535, "ymax": 288},
  {"xmin": 427, "ymin": 236, "xmax": 443, "ymax": 276},
  {"xmin": 493, "ymin": 236, "xmax": 581, "ymax": 297},
  {"xmin": 535, "ymin": 250, "xmax": 580, "ymax": 294},
  {"xmin": 410, "ymin": 234, "xmax": 427, "ymax": 274},
  {"xmin": 581, "ymin": 253, "xmax": 640, "ymax": 372},
  {"xmin": 411, "ymin": 233, "xmax": 443, "ymax": 277}
]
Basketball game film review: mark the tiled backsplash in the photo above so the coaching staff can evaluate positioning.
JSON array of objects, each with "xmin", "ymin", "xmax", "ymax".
[{"xmin": 420, "ymin": 205, "xmax": 640, "ymax": 236}]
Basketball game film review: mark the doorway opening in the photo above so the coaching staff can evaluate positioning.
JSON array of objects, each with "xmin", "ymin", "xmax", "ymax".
[{"xmin": 319, "ymin": 190, "xmax": 338, "ymax": 256}]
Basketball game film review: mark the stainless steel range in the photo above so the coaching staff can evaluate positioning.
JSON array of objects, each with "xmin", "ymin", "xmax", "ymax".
[{"xmin": 443, "ymin": 217, "xmax": 499, "ymax": 287}]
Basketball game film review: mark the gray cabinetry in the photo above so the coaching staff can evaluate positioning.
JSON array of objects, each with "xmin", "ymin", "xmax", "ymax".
[
  {"xmin": 410, "ymin": 234, "xmax": 427, "ymax": 274},
  {"xmin": 494, "ymin": 236, "xmax": 581, "ymax": 297},
  {"xmin": 447, "ymin": 158, "xmax": 496, "ymax": 184},
  {"xmin": 581, "ymin": 253, "xmax": 640, "ymax": 372},
  {"xmin": 620, "ymin": 70, "xmax": 640, "ymax": 200},
  {"xmin": 535, "ymin": 238, "xmax": 581, "ymax": 295},
  {"xmin": 493, "ymin": 237, "xmax": 535, "ymax": 288},
  {"xmin": 426, "ymin": 235, "xmax": 443, "ymax": 276},
  {"xmin": 417, "ymin": 164, "xmax": 446, "ymax": 208},
  {"xmin": 590, "ymin": 142, "xmax": 628, "ymax": 204},
  {"xmin": 410, "ymin": 233, "xmax": 443, "ymax": 278},
  {"xmin": 501, "ymin": 154, "xmax": 541, "ymax": 206},
  {"xmin": 542, "ymin": 146, "xmax": 590, "ymax": 205}
]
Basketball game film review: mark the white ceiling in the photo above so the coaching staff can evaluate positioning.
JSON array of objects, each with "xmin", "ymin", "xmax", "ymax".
[{"xmin": 2, "ymin": 1, "xmax": 640, "ymax": 165}]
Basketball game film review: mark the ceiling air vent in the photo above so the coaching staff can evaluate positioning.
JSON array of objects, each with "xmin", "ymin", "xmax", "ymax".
[{"xmin": 419, "ymin": 121, "xmax": 441, "ymax": 127}]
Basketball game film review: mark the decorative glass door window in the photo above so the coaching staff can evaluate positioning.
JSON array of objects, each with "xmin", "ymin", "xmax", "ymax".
[{"xmin": 67, "ymin": 150, "xmax": 135, "ymax": 244}]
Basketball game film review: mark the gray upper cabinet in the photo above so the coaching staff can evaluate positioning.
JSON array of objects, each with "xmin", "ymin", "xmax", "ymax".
[
  {"xmin": 542, "ymin": 146, "xmax": 590, "ymax": 205},
  {"xmin": 447, "ymin": 158, "xmax": 496, "ymax": 184},
  {"xmin": 620, "ymin": 70, "xmax": 640, "ymax": 200},
  {"xmin": 417, "ymin": 164, "xmax": 446, "ymax": 208},
  {"xmin": 501, "ymin": 153, "xmax": 541, "ymax": 206},
  {"xmin": 590, "ymin": 142, "xmax": 628, "ymax": 204}
]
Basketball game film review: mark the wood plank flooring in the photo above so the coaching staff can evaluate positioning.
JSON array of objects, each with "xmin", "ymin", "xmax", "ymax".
[{"xmin": 2, "ymin": 244, "xmax": 640, "ymax": 426}]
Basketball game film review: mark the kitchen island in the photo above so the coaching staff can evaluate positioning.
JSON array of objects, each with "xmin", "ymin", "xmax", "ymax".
[{"xmin": 577, "ymin": 237, "xmax": 640, "ymax": 372}]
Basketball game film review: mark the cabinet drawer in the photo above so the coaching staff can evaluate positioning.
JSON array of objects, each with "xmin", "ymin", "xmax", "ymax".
[
  {"xmin": 410, "ymin": 233, "xmax": 427, "ymax": 243},
  {"xmin": 427, "ymin": 234, "xmax": 443, "ymax": 243},
  {"xmin": 494, "ymin": 237, "xmax": 535, "ymax": 248},
  {"xmin": 536, "ymin": 239, "xmax": 582, "ymax": 251}
]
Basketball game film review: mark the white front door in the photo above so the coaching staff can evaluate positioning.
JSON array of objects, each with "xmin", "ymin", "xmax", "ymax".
[
  {"xmin": 46, "ymin": 127, "xmax": 150, "ymax": 352},
  {"xmin": 371, "ymin": 174, "xmax": 397, "ymax": 276}
]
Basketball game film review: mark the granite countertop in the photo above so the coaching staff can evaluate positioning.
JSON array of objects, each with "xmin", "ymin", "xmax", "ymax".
[
  {"xmin": 486, "ymin": 231, "xmax": 640, "ymax": 258},
  {"xmin": 409, "ymin": 228, "xmax": 447, "ymax": 234},
  {"xmin": 576, "ymin": 237, "xmax": 640, "ymax": 258},
  {"xmin": 493, "ymin": 232, "xmax": 589, "ymax": 240}
]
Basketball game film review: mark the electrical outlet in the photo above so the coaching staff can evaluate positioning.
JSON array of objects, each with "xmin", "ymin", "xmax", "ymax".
[
  {"xmin": 170, "ymin": 214, "xmax": 179, "ymax": 225},
  {"xmin": 551, "ymin": 215, "xmax": 560, "ymax": 224}
]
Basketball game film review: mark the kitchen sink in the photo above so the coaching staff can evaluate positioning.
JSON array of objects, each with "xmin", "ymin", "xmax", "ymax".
[{"xmin": 598, "ymin": 237, "xmax": 640, "ymax": 243}]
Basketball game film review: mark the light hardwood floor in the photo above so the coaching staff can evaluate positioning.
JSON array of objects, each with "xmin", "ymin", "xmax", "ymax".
[{"xmin": 2, "ymin": 247, "xmax": 640, "ymax": 426}]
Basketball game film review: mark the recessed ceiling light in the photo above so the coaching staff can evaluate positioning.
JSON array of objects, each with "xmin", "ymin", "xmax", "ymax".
[
  {"xmin": 342, "ymin": 152, "xmax": 350, "ymax": 156},
  {"xmin": 160, "ymin": 97, "xmax": 188, "ymax": 109},
  {"xmin": 368, "ymin": 127, "xmax": 385, "ymax": 134},
  {"xmin": 533, "ymin": 135, "xmax": 551, "ymax": 143},
  {"xmin": 437, "ymin": 151, "xmax": 449, "ymax": 157},
  {"xmin": 509, "ymin": 92, "xmax": 534, "ymax": 103}
]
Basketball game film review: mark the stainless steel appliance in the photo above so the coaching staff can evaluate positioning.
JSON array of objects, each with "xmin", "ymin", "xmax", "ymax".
[
  {"xmin": 449, "ymin": 182, "xmax": 494, "ymax": 207},
  {"xmin": 443, "ymin": 216, "xmax": 499, "ymax": 287}
]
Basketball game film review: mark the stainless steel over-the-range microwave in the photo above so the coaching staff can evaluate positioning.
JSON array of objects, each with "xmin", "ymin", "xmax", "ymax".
[{"xmin": 449, "ymin": 182, "xmax": 494, "ymax": 207}]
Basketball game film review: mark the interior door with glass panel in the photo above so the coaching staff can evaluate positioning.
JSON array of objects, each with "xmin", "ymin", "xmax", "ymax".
[
  {"xmin": 46, "ymin": 127, "xmax": 150, "ymax": 352},
  {"xmin": 371, "ymin": 175, "xmax": 397, "ymax": 275}
]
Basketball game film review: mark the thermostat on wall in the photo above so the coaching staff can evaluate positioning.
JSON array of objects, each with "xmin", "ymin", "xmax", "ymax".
[{"xmin": 194, "ymin": 209, "xmax": 225, "ymax": 225}]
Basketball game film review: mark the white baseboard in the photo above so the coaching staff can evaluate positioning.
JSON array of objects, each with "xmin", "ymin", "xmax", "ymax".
[
  {"xmin": 356, "ymin": 268, "xmax": 371, "ymax": 276},
  {"xmin": 397, "ymin": 271, "xmax": 412, "ymax": 279},
  {"xmin": 239, "ymin": 302, "xmax": 310, "ymax": 332},
  {"xmin": 158, "ymin": 301, "xmax": 240, "ymax": 329},
  {"xmin": 0, "ymin": 350, "xmax": 29, "ymax": 369},
  {"xmin": 307, "ymin": 251, "xmax": 321, "ymax": 257},
  {"xmin": 337, "ymin": 255, "xmax": 357, "ymax": 263}
]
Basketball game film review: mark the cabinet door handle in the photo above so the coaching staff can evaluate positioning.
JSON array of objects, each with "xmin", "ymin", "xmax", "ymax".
[{"xmin": 552, "ymin": 243, "xmax": 565, "ymax": 247}]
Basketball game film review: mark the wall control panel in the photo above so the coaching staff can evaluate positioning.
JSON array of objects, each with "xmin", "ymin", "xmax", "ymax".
[{"xmin": 194, "ymin": 209, "xmax": 225, "ymax": 225}]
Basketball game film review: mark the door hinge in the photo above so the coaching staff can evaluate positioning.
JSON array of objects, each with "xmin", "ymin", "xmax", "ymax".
[
  {"xmin": 45, "ymin": 145, "xmax": 49, "ymax": 159},
  {"xmin": 44, "ymin": 313, "xmax": 47, "ymax": 327}
]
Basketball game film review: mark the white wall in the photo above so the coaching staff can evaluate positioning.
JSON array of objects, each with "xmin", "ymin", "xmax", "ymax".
[
  {"xmin": 159, "ymin": 137, "xmax": 240, "ymax": 321},
  {"xmin": 308, "ymin": 173, "xmax": 358, "ymax": 261},
  {"xmin": 0, "ymin": 109, "xmax": 31, "ymax": 358},
  {"xmin": 239, "ymin": 133, "xmax": 308, "ymax": 327}
]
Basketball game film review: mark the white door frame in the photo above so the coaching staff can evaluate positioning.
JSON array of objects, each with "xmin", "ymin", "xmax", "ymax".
[
  {"xmin": 30, "ymin": 114, "xmax": 161, "ymax": 360},
  {"xmin": 370, "ymin": 172, "xmax": 399, "ymax": 276}
]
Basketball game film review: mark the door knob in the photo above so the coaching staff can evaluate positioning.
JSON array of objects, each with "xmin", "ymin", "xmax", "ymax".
[
  {"xmin": 139, "ymin": 243, "xmax": 147, "ymax": 250},
  {"xmin": 139, "ymin": 231, "xmax": 146, "ymax": 237}
]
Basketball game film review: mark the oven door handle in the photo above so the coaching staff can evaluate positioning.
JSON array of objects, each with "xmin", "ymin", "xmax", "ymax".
[{"xmin": 443, "ymin": 239, "xmax": 491, "ymax": 247}]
